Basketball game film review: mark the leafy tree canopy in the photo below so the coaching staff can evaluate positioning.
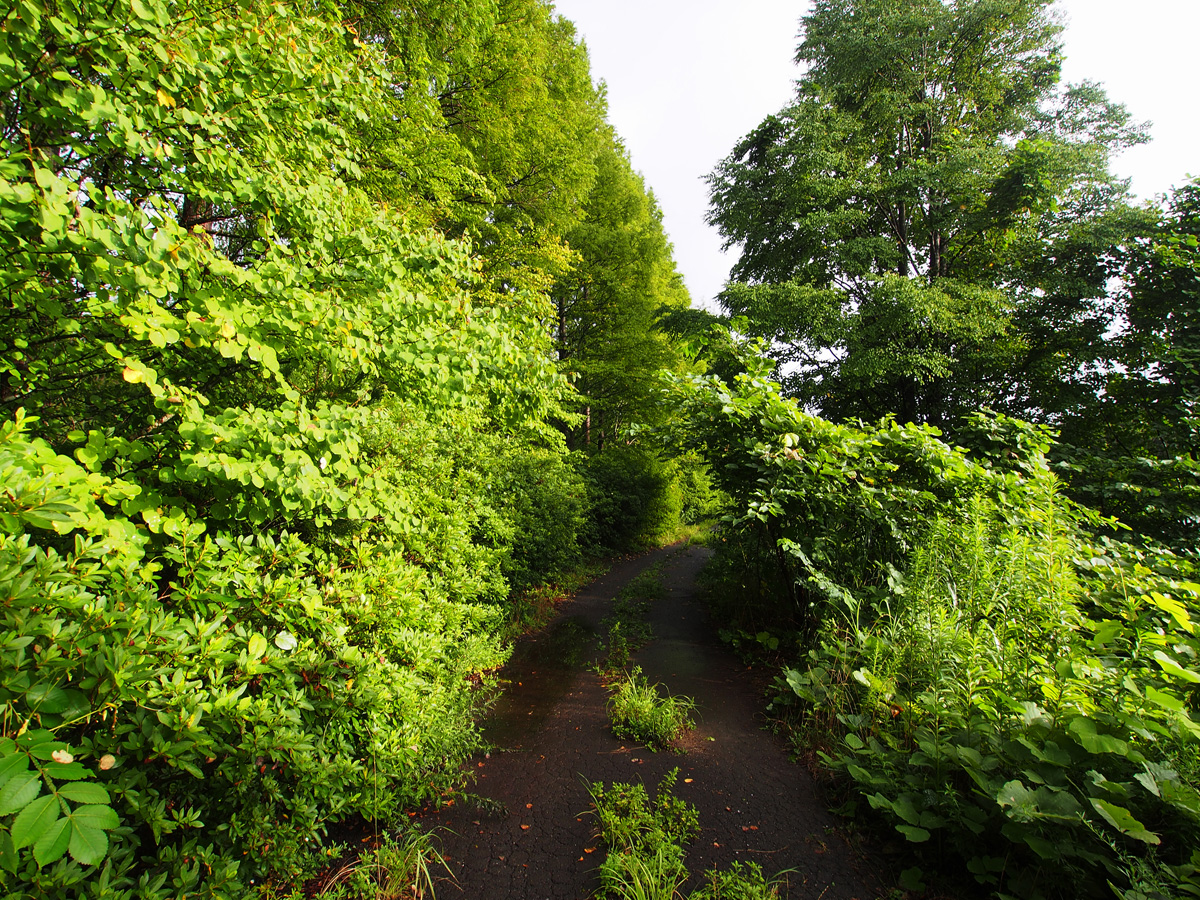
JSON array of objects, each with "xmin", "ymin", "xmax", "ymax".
[{"xmin": 708, "ymin": 0, "xmax": 1149, "ymax": 426}]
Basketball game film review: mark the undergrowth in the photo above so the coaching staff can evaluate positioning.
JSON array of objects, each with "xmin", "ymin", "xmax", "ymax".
[
  {"xmin": 311, "ymin": 828, "xmax": 448, "ymax": 900},
  {"xmin": 607, "ymin": 667, "xmax": 696, "ymax": 751},
  {"xmin": 586, "ymin": 770, "xmax": 787, "ymax": 899},
  {"xmin": 600, "ymin": 565, "xmax": 665, "ymax": 671}
]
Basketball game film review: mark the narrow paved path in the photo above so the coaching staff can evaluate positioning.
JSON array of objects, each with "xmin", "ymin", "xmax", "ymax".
[{"xmin": 422, "ymin": 545, "xmax": 887, "ymax": 899}]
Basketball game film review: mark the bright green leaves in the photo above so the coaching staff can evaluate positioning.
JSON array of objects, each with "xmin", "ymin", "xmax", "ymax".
[
  {"xmin": 0, "ymin": 733, "xmax": 119, "ymax": 870},
  {"xmin": 677, "ymin": 357, "xmax": 1200, "ymax": 897},
  {"xmin": 997, "ymin": 781, "xmax": 1083, "ymax": 825}
]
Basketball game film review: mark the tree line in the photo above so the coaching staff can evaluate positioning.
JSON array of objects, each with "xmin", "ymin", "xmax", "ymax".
[{"xmin": 0, "ymin": 0, "xmax": 702, "ymax": 895}]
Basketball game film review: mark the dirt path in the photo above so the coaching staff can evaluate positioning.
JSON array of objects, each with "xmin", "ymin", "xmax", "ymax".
[{"xmin": 421, "ymin": 545, "xmax": 888, "ymax": 899}]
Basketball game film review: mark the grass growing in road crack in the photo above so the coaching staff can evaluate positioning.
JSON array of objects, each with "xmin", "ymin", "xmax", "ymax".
[
  {"xmin": 587, "ymin": 768, "xmax": 698, "ymax": 899},
  {"xmin": 585, "ymin": 770, "xmax": 789, "ymax": 899},
  {"xmin": 607, "ymin": 666, "xmax": 696, "ymax": 751},
  {"xmin": 599, "ymin": 564, "xmax": 664, "ymax": 672}
]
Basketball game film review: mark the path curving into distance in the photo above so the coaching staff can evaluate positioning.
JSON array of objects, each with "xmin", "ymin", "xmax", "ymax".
[{"xmin": 421, "ymin": 544, "xmax": 888, "ymax": 900}]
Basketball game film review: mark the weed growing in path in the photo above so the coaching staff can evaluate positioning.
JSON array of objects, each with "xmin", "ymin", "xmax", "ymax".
[
  {"xmin": 607, "ymin": 666, "xmax": 696, "ymax": 751},
  {"xmin": 689, "ymin": 861, "xmax": 788, "ymax": 899},
  {"xmin": 587, "ymin": 769, "xmax": 698, "ymax": 899},
  {"xmin": 599, "ymin": 565, "xmax": 664, "ymax": 672},
  {"xmin": 586, "ymin": 771, "xmax": 791, "ymax": 899}
]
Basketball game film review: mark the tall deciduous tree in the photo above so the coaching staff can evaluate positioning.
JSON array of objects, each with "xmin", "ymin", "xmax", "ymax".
[
  {"xmin": 553, "ymin": 136, "xmax": 692, "ymax": 449},
  {"xmin": 708, "ymin": 0, "xmax": 1146, "ymax": 426}
]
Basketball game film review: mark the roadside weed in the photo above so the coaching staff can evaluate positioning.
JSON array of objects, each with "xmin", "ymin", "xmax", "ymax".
[{"xmin": 608, "ymin": 667, "xmax": 696, "ymax": 750}]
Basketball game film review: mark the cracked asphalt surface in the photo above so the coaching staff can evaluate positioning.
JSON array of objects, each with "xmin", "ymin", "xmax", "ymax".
[{"xmin": 421, "ymin": 544, "xmax": 890, "ymax": 899}]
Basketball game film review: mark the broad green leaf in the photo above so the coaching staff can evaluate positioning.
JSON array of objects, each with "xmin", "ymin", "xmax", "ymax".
[
  {"xmin": 32, "ymin": 817, "xmax": 70, "ymax": 866},
  {"xmin": 0, "ymin": 772, "xmax": 41, "ymax": 815},
  {"xmin": 1153, "ymin": 651, "xmax": 1200, "ymax": 683},
  {"xmin": 67, "ymin": 822, "xmax": 109, "ymax": 865},
  {"xmin": 1090, "ymin": 799, "xmax": 1160, "ymax": 845},
  {"xmin": 896, "ymin": 824, "xmax": 930, "ymax": 842},
  {"xmin": 247, "ymin": 633, "xmax": 268, "ymax": 658},
  {"xmin": 70, "ymin": 804, "xmax": 119, "ymax": 831},
  {"xmin": 0, "ymin": 832, "xmax": 15, "ymax": 874},
  {"xmin": 57, "ymin": 783, "xmax": 110, "ymax": 805},
  {"xmin": 0, "ymin": 752, "xmax": 29, "ymax": 785},
  {"xmin": 12, "ymin": 794, "xmax": 60, "ymax": 849},
  {"xmin": 24, "ymin": 684, "xmax": 69, "ymax": 714},
  {"xmin": 1067, "ymin": 717, "xmax": 1129, "ymax": 755},
  {"xmin": 997, "ymin": 780, "xmax": 1037, "ymax": 822}
]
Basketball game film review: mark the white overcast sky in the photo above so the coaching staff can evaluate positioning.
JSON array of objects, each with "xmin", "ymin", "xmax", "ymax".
[{"xmin": 550, "ymin": 0, "xmax": 1200, "ymax": 311}]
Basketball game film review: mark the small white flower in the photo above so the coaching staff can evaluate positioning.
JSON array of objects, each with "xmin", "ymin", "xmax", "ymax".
[
  {"xmin": 51, "ymin": 749, "xmax": 74, "ymax": 765},
  {"xmin": 98, "ymin": 754, "xmax": 116, "ymax": 771},
  {"xmin": 274, "ymin": 631, "xmax": 298, "ymax": 652},
  {"xmin": 318, "ymin": 456, "xmax": 327, "ymax": 470}
]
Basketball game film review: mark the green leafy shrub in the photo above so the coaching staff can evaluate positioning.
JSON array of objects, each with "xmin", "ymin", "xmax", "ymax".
[
  {"xmin": 588, "ymin": 768, "xmax": 699, "ymax": 899},
  {"xmin": 0, "ymin": 0, "xmax": 586, "ymax": 893},
  {"xmin": 584, "ymin": 448, "xmax": 682, "ymax": 551},
  {"xmin": 598, "ymin": 845, "xmax": 689, "ymax": 900},
  {"xmin": 312, "ymin": 827, "xmax": 446, "ymax": 900},
  {"xmin": 0, "ymin": 417, "xmax": 511, "ymax": 895},
  {"xmin": 586, "ymin": 771, "xmax": 790, "ymax": 900},
  {"xmin": 688, "ymin": 861, "xmax": 785, "ymax": 900},
  {"xmin": 781, "ymin": 499, "xmax": 1200, "ymax": 899},
  {"xmin": 672, "ymin": 450, "xmax": 726, "ymax": 526},
  {"xmin": 674, "ymin": 361, "xmax": 1200, "ymax": 898},
  {"xmin": 607, "ymin": 668, "xmax": 696, "ymax": 751},
  {"xmin": 487, "ymin": 447, "xmax": 589, "ymax": 593}
]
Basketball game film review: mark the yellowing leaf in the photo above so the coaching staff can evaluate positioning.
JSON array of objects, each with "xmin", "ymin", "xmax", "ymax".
[
  {"xmin": 122, "ymin": 366, "xmax": 143, "ymax": 384},
  {"xmin": 156, "ymin": 88, "xmax": 176, "ymax": 109}
]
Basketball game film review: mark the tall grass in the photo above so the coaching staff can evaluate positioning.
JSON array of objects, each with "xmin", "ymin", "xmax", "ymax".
[{"xmin": 607, "ymin": 667, "xmax": 696, "ymax": 751}]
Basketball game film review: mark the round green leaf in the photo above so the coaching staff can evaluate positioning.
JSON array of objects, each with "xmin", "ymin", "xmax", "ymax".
[{"xmin": 247, "ymin": 633, "xmax": 268, "ymax": 658}]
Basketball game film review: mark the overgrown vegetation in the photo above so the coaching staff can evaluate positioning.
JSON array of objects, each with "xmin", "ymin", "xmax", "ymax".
[
  {"xmin": 607, "ymin": 668, "xmax": 696, "ymax": 752},
  {"xmin": 0, "ymin": 0, "xmax": 706, "ymax": 895},
  {"xmin": 600, "ymin": 566, "xmax": 664, "ymax": 672},
  {"xmin": 688, "ymin": 1, "xmax": 1200, "ymax": 893},
  {"xmin": 312, "ymin": 828, "xmax": 447, "ymax": 900},
  {"xmin": 586, "ymin": 770, "xmax": 786, "ymax": 900},
  {"xmin": 672, "ymin": 360, "xmax": 1200, "ymax": 899}
]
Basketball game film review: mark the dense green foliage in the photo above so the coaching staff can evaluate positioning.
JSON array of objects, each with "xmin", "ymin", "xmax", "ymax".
[
  {"xmin": 0, "ymin": 0, "xmax": 698, "ymax": 894},
  {"xmin": 699, "ymin": 6, "xmax": 1200, "ymax": 887},
  {"xmin": 707, "ymin": 0, "xmax": 1152, "ymax": 430},
  {"xmin": 587, "ymin": 770, "xmax": 785, "ymax": 900},
  {"xmin": 674, "ymin": 361, "xmax": 1200, "ymax": 898}
]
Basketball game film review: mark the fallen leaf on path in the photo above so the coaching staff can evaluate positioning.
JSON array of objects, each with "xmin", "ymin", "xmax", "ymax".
[
  {"xmin": 525, "ymin": 803, "xmax": 533, "ymax": 809},
  {"xmin": 584, "ymin": 848, "xmax": 596, "ymax": 854},
  {"xmin": 520, "ymin": 824, "xmax": 530, "ymax": 830},
  {"xmin": 683, "ymin": 778, "xmax": 693, "ymax": 783}
]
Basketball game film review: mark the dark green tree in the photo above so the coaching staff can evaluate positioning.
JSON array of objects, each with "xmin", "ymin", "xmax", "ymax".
[
  {"xmin": 1052, "ymin": 183, "xmax": 1200, "ymax": 544},
  {"xmin": 707, "ymin": 0, "xmax": 1147, "ymax": 426}
]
